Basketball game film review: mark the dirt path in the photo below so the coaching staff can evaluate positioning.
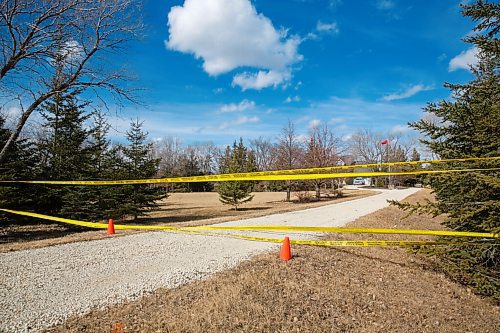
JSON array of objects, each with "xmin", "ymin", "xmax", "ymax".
[
  {"xmin": 48, "ymin": 189, "xmax": 500, "ymax": 333},
  {"xmin": 0, "ymin": 188, "xmax": 416, "ymax": 333}
]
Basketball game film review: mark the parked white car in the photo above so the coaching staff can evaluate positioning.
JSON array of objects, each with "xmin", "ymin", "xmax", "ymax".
[{"xmin": 353, "ymin": 177, "xmax": 365, "ymax": 185}]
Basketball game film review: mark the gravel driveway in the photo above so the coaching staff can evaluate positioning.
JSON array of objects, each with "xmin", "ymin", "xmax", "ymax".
[{"xmin": 0, "ymin": 188, "xmax": 419, "ymax": 333}]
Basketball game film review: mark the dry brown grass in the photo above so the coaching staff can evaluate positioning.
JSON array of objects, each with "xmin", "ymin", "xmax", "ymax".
[
  {"xmin": 0, "ymin": 189, "xmax": 373, "ymax": 253},
  {"xmin": 147, "ymin": 189, "xmax": 374, "ymax": 227},
  {"xmin": 48, "ymin": 189, "xmax": 500, "ymax": 333}
]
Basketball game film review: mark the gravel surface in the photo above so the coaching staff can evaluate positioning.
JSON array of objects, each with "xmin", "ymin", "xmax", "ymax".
[{"xmin": 0, "ymin": 188, "xmax": 419, "ymax": 333}]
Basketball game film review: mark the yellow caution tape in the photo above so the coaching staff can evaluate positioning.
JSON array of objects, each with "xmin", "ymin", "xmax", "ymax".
[
  {"xmin": 220, "ymin": 155, "xmax": 500, "ymax": 176},
  {"xmin": 192, "ymin": 225, "xmax": 499, "ymax": 239},
  {"xmin": 171, "ymin": 226, "xmax": 499, "ymax": 247},
  {"xmin": 0, "ymin": 167, "xmax": 498, "ymax": 186},
  {"xmin": 0, "ymin": 209, "xmax": 179, "ymax": 231},
  {"xmin": 1, "ymin": 209, "xmax": 498, "ymax": 242},
  {"xmin": 214, "ymin": 234, "xmax": 498, "ymax": 247}
]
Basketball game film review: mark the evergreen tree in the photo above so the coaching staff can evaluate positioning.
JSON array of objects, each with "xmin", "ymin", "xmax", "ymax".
[
  {"xmin": 217, "ymin": 139, "xmax": 257, "ymax": 210},
  {"xmin": 389, "ymin": 144, "xmax": 409, "ymax": 187},
  {"xmin": 38, "ymin": 90, "xmax": 91, "ymax": 179},
  {"xmin": 0, "ymin": 116, "xmax": 39, "ymax": 216},
  {"xmin": 88, "ymin": 110, "xmax": 112, "ymax": 179},
  {"xmin": 100, "ymin": 144, "xmax": 132, "ymax": 219},
  {"xmin": 118, "ymin": 119, "xmax": 165, "ymax": 220},
  {"xmin": 410, "ymin": 148, "xmax": 421, "ymax": 162},
  {"xmin": 402, "ymin": 148, "xmax": 422, "ymax": 187},
  {"xmin": 36, "ymin": 85, "xmax": 93, "ymax": 218},
  {"xmin": 63, "ymin": 110, "xmax": 117, "ymax": 221},
  {"xmin": 396, "ymin": 0, "xmax": 500, "ymax": 300}
]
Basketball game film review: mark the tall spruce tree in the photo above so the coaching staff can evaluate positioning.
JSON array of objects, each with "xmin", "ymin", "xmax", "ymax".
[
  {"xmin": 217, "ymin": 139, "xmax": 257, "ymax": 210},
  {"xmin": 118, "ymin": 119, "xmax": 164, "ymax": 220},
  {"xmin": 397, "ymin": 0, "xmax": 500, "ymax": 300},
  {"xmin": 40, "ymin": 93, "xmax": 91, "ymax": 178},
  {"xmin": 36, "ymin": 85, "xmax": 93, "ymax": 218},
  {"xmin": 66, "ymin": 110, "xmax": 117, "ymax": 221},
  {"xmin": 88, "ymin": 110, "xmax": 112, "ymax": 179}
]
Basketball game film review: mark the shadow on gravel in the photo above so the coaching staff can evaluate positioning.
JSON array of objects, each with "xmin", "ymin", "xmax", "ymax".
[
  {"xmin": 0, "ymin": 221, "xmax": 88, "ymax": 244},
  {"xmin": 234, "ymin": 207, "xmax": 271, "ymax": 212},
  {"xmin": 133, "ymin": 215, "xmax": 218, "ymax": 224}
]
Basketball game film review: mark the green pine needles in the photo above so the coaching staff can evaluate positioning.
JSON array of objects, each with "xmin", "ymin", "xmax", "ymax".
[{"xmin": 217, "ymin": 139, "xmax": 257, "ymax": 210}]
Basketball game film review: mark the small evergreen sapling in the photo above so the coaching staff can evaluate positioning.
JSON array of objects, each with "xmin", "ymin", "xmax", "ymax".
[{"xmin": 217, "ymin": 139, "xmax": 257, "ymax": 210}]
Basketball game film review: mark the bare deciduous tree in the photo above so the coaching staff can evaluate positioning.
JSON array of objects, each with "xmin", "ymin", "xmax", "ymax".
[
  {"xmin": 188, "ymin": 142, "xmax": 220, "ymax": 175},
  {"xmin": 153, "ymin": 139, "xmax": 220, "ymax": 177},
  {"xmin": 304, "ymin": 122, "xmax": 340, "ymax": 199},
  {"xmin": 153, "ymin": 136, "xmax": 184, "ymax": 177},
  {"xmin": 350, "ymin": 129, "xmax": 418, "ymax": 187},
  {"xmin": 275, "ymin": 120, "xmax": 304, "ymax": 201},
  {"xmin": 0, "ymin": 0, "xmax": 143, "ymax": 162},
  {"xmin": 249, "ymin": 136, "xmax": 276, "ymax": 171},
  {"xmin": 350, "ymin": 130, "xmax": 385, "ymax": 165}
]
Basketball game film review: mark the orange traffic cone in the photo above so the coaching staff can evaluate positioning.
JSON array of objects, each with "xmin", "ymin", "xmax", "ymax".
[
  {"xmin": 107, "ymin": 218, "xmax": 115, "ymax": 235},
  {"xmin": 280, "ymin": 236, "xmax": 292, "ymax": 261}
]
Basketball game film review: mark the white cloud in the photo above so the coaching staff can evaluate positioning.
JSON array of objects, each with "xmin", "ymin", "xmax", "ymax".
[
  {"xmin": 295, "ymin": 116, "xmax": 310, "ymax": 124},
  {"xmin": 330, "ymin": 117, "xmax": 345, "ymax": 124},
  {"xmin": 382, "ymin": 84, "xmax": 434, "ymax": 101},
  {"xmin": 296, "ymin": 134, "xmax": 309, "ymax": 143},
  {"xmin": 376, "ymin": 0, "xmax": 394, "ymax": 10},
  {"xmin": 341, "ymin": 134, "xmax": 353, "ymax": 142},
  {"xmin": 329, "ymin": 0, "xmax": 343, "ymax": 10},
  {"xmin": 0, "ymin": 106, "xmax": 21, "ymax": 119},
  {"xmin": 449, "ymin": 47, "xmax": 478, "ymax": 72},
  {"xmin": 0, "ymin": 105, "xmax": 24, "ymax": 129},
  {"xmin": 219, "ymin": 99, "xmax": 255, "ymax": 113},
  {"xmin": 167, "ymin": 0, "xmax": 302, "ymax": 90},
  {"xmin": 59, "ymin": 40, "xmax": 84, "ymax": 63},
  {"xmin": 390, "ymin": 124, "xmax": 411, "ymax": 134},
  {"xmin": 304, "ymin": 96, "xmax": 424, "ymax": 137},
  {"xmin": 217, "ymin": 116, "xmax": 260, "ymax": 130},
  {"xmin": 437, "ymin": 53, "xmax": 447, "ymax": 62},
  {"xmin": 304, "ymin": 32, "xmax": 319, "ymax": 40},
  {"xmin": 308, "ymin": 119, "xmax": 321, "ymax": 129},
  {"xmin": 102, "ymin": 102, "xmax": 276, "ymax": 143},
  {"xmin": 316, "ymin": 21, "xmax": 339, "ymax": 34},
  {"xmin": 284, "ymin": 95, "xmax": 301, "ymax": 103},
  {"xmin": 232, "ymin": 70, "xmax": 292, "ymax": 91}
]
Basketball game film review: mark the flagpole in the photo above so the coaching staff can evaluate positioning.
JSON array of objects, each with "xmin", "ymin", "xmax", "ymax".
[
  {"xmin": 381, "ymin": 139, "xmax": 390, "ymax": 188},
  {"xmin": 387, "ymin": 142, "xmax": 391, "ymax": 189}
]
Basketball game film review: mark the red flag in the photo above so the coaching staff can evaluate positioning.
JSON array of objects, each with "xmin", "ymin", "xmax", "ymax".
[{"xmin": 381, "ymin": 139, "xmax": 388, "ymax": 145}]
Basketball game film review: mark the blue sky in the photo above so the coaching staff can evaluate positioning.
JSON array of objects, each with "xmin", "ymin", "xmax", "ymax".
[{"xmin": 107, "ymin": 0, "xmax": 478, "ymax": 145}]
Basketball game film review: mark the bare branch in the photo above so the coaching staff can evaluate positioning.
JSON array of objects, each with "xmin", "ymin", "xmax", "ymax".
[
  {"xmin": 0, "ymin": 0, "xmax": 143, "ymax": 162},
  {"xmin": 304, "ymin": 122, "xmax": 342, "ymax": 199}
]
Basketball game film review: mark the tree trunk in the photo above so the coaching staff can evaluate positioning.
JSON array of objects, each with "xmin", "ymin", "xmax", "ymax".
[
  {"xmin": 315, "ymin": 184, "xmax": 321, "ymax": 200},
  {"xmin": 286, "ymin": 183, "xmax": 291, "ymax": 202}
]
